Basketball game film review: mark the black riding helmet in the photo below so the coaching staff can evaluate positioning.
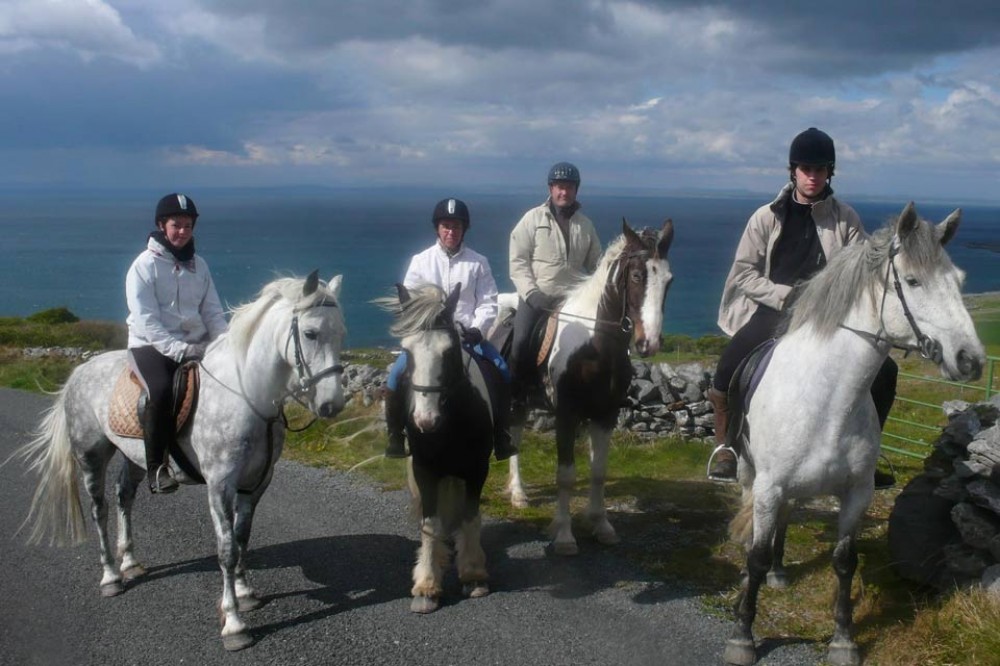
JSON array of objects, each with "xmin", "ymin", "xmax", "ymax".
[
  {"xmin": 432, "ymin": 197, "xmax": 470, "ymax": 231},
  {"xmin": 155, "ymin": 193, "xmax": 199, "ymax": 225},
  {"xmin": 547, "ymin": 162, "xmax": 581, "ymax": 186},
  {"xmin": 789, "ymin": 128, "xmax": 836, "ymax": 169}
]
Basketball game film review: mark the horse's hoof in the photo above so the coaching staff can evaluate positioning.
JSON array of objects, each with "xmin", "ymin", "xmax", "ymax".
[
  {"xmin": 100, "ymin": 581, "xmax": 125, "ymax": 597},
  {"xmin": 410, "ymin": 595, "xmax": 440, "ymax": 614},
  {"xmin": 722, "ymin": 637, "xmax": 756, "ymax": 666},
  {"xmin": 238, "ymin": 594, "xmax": 265, "ymax": 612},
  {"xmin": 121, "ymin": 565, "xmax": 146, "ymax": 581},
  {"xmin": 511, "ymin": 493, "xmax": 529, "ymax": 509},
  {"xmin": 462, "ymin": 582, "xmax": 490, "ymax": 598},
  {"xmin": 593, "ymin": 526, "xmax": 621, "ymax": 546},
  {"xmin": 828, "ymin": 640, "xmax": 861, "ymax": 666},
  {"xmin": 766, "ymin": 570, "xmax": 788, "ymax": 588},
  {"xmin": 553, "ymin": 541, "xmax": 579, "ymax": 556},
  {"xmin": 222, "ymin": 631, "xmax": 254, "ymax": 652}
]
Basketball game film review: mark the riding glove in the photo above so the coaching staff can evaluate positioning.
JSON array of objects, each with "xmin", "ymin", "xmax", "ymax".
[
  {"xmin": 183, "ymin": 342, "xmax": 208, "ymax": 361},
  {"xmin": 526, "ymin": 292, "xmax": 559, "ymax": 312},
  {"xmin": 462, "ymin": 327, "xmax": 483, "ymax": 346}
]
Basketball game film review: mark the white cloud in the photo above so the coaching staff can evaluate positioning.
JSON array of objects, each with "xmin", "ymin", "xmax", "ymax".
[{"xmin": 0, "ymin": 0, "xmax": 160, "ymax": 66}]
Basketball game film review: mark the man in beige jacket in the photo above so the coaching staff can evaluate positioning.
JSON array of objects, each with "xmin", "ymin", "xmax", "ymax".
[
  {"xmin": 508, "ymin": 162, "xmax": 602, "ymax": 419},
  {"xmin": 708, "ymin": 128, "xmax": 897, "ymax": 488}
]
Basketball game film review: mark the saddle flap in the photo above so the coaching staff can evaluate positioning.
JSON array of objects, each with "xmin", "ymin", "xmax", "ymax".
[
  {"xmin": 534, "ymin": 311, "xmax": 560, "ymax": 368},
  {"xmin": 108, "ymin": 362, "xmax": 200, "ymax": 439}
]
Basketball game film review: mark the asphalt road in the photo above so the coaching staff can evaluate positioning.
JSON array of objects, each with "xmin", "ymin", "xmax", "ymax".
[{"xmin": 0, "ymin": 388, "xmax": 822, "ymax": 666}]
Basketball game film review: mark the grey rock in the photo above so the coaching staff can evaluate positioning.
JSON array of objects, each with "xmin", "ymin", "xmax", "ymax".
[
  {"xmin": 951, "ymin": 502, "xmax": 1000, "ymax": 550},
  {"xmin": 982, "ymin": 564, "xmax": 1000, "ymax": 601},
  {"xmin": 968, "ymin": 479, "xmax": 1000, "ymax": 515}
]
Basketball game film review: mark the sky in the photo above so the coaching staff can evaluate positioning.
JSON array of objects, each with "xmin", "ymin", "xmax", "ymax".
[{"xmin": 2, "ymin": 0, "xmax": 1000, "ymax": 202}]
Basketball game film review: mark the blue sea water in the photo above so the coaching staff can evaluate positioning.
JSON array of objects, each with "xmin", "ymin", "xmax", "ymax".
[{"xmin": 1, "ymin": 188, "xmax": 997, "ymax": 348}]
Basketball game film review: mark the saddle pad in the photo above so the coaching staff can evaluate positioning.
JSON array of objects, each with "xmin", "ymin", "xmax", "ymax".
[
  {"xmin": 108, "ymin": 364, "xmax": 199, "ymax": 439},
  {"xmin": 535, "ymin": 311, "xmax": 560, "ymax": 368}
]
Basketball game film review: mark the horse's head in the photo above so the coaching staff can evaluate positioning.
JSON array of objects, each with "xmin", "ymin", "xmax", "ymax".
[
  {"xmin": 393, "ymin": 283, "xmax": 464, "ymax": 433},
  {"xmin": 881, "ymin": 202, "xmax": 985, "ymax": 382},
  {"xmin": 619, "ymin": 218, "xmax": 674, "ymax": 357}
]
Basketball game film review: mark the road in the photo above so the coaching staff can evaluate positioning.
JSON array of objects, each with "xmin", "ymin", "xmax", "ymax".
[{"xmin": 0, "ymin": 388, "xmax": 821, "ymax": 666}]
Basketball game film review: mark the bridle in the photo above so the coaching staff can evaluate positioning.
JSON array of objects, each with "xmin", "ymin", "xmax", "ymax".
[
  {"xmin": 840, "ymin": 236, "xmax": 943, "ymax": 363},
  {"xmin": 551, "ymin": 246, "xmax": 651, "ymax": 337},
  {"xmin": 406, "ymin": 325, "xmax": 470, "ymax": 400}
]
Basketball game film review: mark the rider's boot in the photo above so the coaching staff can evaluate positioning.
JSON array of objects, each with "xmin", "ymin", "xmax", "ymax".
[
  {"xmin": 383, "ymin": 387, "xmax": 409, "ymax": 458},
  {"xmin": 142, "ymin": 405, "xmax": 178, "ymax": 494},
  {"xmin": 707, "ymin": 388, "xmax": 738, "ymax": 483},
  {"xmin": 492, "ymin": 381, "xmax": 518, "ymax": 461}
]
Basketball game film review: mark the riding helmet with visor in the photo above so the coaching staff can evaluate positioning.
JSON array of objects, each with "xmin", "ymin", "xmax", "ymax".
[
  {"xmin": 789, "ymin": 128, "xmax": 836, "ymax": 169},
  {"xmin": 432, "ymin": 197, "xmax": 470, "ymax": 231},
  {"xmin": 547, "ymin": 162, "xmax": 581, "ymax": 186},
  {"xmin": 155, "ymin": 193, "xmax": 199, "ymax": 225}
]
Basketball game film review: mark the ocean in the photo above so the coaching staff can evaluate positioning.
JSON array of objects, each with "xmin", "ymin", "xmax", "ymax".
[{"xmin": 2, "ymin": 187, "xmax": 997, "ymax": 348}]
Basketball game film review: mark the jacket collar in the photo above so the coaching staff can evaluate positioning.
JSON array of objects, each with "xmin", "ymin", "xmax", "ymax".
[{"xmin": 769, "ymin": 182, "xmax": 836, "ymax": 217}]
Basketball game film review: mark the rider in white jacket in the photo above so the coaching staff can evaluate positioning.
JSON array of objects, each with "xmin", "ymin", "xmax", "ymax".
[
  {"xmin": 125, "ymin": 193, "xmax": 228, "ymax": 494},
  {"xmin": 384, "ymin": 198, "xmax": 515, "ymax": 461}
]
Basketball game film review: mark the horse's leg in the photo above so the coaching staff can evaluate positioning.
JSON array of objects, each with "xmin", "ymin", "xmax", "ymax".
[
  {"xmin": 586, "ymin": 422, "xmax": 619, "ymax": 546},
  {"xmin": 206, "ymin": 481, "xmax": 253, "ymax": 651},
  {"xmin": 826, "ymin": 492, "xmax": 869, "ymax": 666},
  {"xmin": 506, "ymin": 424, "xmax": 529, "ymax": 508},
  {"xmin": 725, "ymin": 488, "xmax": 781, "ymax": 666},
  {"xmin": 551, "ymin": 412, "xmax": 578, "ymax": 556},
  {"xmin": 115, "ymin": 458, "xmax": 147, "ymax": 581},
  {"xmin": 79, "ymin": 447, "xmax": 123, "ymax": 597},
  {"xmin": 456, "ymin": 478, "xmax": 489, "ymax": 599},
  {"xmin": 411, "ymin": 468, "xmax": 445, "ymax": 613},
  {"xmin": 232, "ymin": 491, "xmax": 264, "ymax": 612},
  {"xmin": 766, "ymin": 502, "xmax": 792, "ymax": 588}
]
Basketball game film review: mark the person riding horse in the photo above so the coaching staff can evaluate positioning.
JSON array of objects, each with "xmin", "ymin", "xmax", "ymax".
[
  {"xmin": 125, "ymin": 193, "xmax": 228, "ymax": 494},
  {"xmin": 708, "ymin": 128, "xmax": 897, "ymax": 488},
  {"xmin": 508, "ymin": 162, "xmax": 602, "ymax": 421},
  {"xmin": 384, "ymin": 197, "xmax": 516, "ymax": 461}
]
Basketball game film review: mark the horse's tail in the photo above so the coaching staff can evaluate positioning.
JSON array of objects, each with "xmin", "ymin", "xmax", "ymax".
[
  {"xmin": 17, "ymin": 387, "xmax": 86, "ymax": 546},
  {"xmin": 728, "ymin": 487, "xmax": 754, "ymax": 548}
]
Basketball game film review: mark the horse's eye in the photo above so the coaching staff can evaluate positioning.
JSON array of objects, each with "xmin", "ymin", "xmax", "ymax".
[
  {"xmin": 905, "ymin": 277, "xmax": 920, "ymax": 287},
  {"xmin": 303, "ymin": 330, "xmax": 319, "ymax": 341}
]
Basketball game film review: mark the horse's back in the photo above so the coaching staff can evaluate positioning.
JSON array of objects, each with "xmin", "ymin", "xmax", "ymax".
[{"xmin": 62, "ymin": 350, "xmax": 136, "ymax": 451}]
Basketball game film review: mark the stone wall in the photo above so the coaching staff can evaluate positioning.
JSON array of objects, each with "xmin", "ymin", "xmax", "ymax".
[
  {"xmin": 345, "ymin": 358, "xmax": 718, "ymax": 442},
  {"xmin": 888, "ymin": 395, "xmax": 1000, "ymax": 597}
]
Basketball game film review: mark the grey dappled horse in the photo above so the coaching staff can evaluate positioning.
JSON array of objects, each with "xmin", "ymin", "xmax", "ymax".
[
  {"xmin": 724, "ymin": 203, "xmax": 985, "ymax": 666},
  {"xmin": 506, "ymin": 220, "xmax": 674, "ymax": 555},
  {"xmin": 17, "ymin": 273, "xmax": 347, "ymax": 651}
]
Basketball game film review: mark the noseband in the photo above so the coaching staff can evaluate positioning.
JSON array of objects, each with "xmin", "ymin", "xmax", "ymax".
[{"xmin": 287, "ymin": 301, "xmax": 346, "ymax": 399}]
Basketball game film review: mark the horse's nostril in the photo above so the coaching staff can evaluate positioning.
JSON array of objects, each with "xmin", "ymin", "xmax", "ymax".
[{"xmin": 957, "ymin": 350, "xmax": 982, "ymax": 381}]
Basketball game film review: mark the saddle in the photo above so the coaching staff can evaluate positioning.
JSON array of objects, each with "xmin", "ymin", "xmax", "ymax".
[
  {"xmin": 108, "ymin": 361, "xmax": 200, "ymax": 439},
  {"xmin": 726, "ymin": 338, "xmax": 778, "ymax": 455},
  {"xmin": 487, "ymin": 304, "xmax": 560, "ymax": 371}
]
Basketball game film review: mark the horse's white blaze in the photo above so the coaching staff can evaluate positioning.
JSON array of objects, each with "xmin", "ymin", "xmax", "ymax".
[
  {"xmin": 639, "ymin": 257, "xmax": 672, "ymax": 355},
  {"xmin": 404, "ymin": 329, "xmax": 452, "ymax": 432}
]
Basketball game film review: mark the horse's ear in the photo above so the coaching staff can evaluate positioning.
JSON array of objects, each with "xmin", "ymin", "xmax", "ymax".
[
  {"xmin": 937, "ymin": 209, "xmax": 961, "ymax": 247},
  {"xmin": 895, "ymin": 202, "xmax": 919, "ymax": 240},
  {"xmin": 327, "ymin": 275, "xmax": 342, "ymax": 298},
  {"xmin": 657, "ymin": 219, "xmax": 674, "ymax": 257},
  {"xmin": 622, "ymin": 218, "xmax": 641, "ymax": 245},
  {"xmin": 396, "ymin": 283, "xmax": 411, "ymax": 304},
  {"xmin": 303, "ymin": 270, "xmax": 319, "ymax": 297},
  {"xmin": 443, "ymin": 282, "xmax": 461, "ymax": 319}
]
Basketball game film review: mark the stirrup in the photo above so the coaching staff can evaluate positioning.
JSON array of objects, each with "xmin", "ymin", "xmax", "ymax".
[
  {"xmin": 150, "ymin": 464, "xmax": 179, "ymax": 494},
  {"xmin": 706, "ymin": 444, "xmax": 738, "ymax": 483}
]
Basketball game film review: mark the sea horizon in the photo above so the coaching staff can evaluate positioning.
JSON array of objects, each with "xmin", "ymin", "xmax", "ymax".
[{"xmin": 3, "ymin": 186, "xmax": 998, "ymax": 348}]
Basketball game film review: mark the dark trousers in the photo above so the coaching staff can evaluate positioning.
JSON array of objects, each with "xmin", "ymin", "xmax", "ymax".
[
  {"xmin": 712, "ymin": 306, "xmax": 898, "ymax": 426},
  {"xmin": 128, "ymin": 346, "xmax": 179, "ymax": 469},
  {"xmin": 509, "ymin": 297, "xmax": 546, "ymax": 396}
]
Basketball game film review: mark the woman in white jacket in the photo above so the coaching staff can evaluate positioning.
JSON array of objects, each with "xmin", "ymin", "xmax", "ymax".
[{"xmin": 125, "ymin": 192, "xmax": 228, "ymax": 493}]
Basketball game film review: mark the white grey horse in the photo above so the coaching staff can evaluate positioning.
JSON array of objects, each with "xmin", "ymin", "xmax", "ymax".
[
  {"xmin": 724, "ymin": 203, "xmax": 985, "ymax": 666},
  {"xmin": 17, "ymin": 272, "xmax": 347, "ymax": 651}
]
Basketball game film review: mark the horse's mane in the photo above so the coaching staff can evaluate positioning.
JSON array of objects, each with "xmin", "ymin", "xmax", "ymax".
[
  {"xmin": 374, "ymin": 284, "xmax": 450, "ymax": 338},
  {"xmin": 228, "ymin": 276, "xmax": 341, "ymax": 357},
  {"xmin": 565, "ymin": 234, "xmax": 629, "ymax": 308},
  {"xmin": 786, "ymin": 214, "xmax": 945, "ymax": 338}
]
